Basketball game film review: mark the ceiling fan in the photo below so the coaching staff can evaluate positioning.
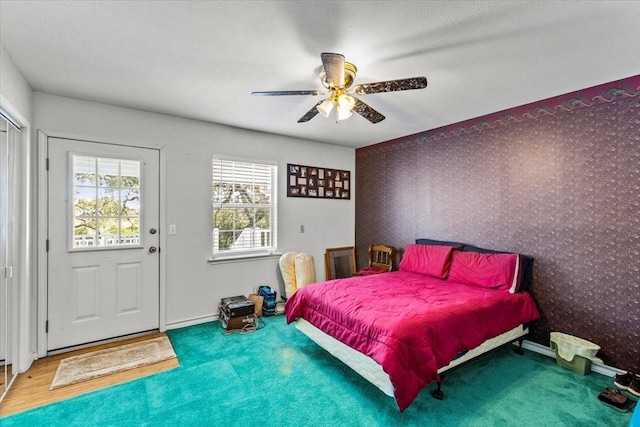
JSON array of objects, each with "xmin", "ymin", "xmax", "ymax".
[{"xmin": 251, "ymin": 52, "xmax": 427, "ymax": 124}]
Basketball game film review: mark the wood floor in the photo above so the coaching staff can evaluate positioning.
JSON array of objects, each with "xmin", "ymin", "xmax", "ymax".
[{"xmin": 0, "ymin": 332, "xmax": 180, "ymax": 417}]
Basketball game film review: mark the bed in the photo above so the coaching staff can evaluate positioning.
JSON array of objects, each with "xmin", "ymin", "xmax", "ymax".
[{"xmin": 285, "ymin": 241, "xmax": 540, "ymax": 411}]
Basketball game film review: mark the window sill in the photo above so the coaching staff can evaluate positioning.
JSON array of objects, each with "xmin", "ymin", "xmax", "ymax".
[{"xmin": 208, "ymin": 252, "xmax": 283, "ymax": 265}]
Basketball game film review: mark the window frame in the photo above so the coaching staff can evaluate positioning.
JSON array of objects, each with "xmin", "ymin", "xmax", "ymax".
[{"xmin": 211, "ymin": 156, "xmax": 278, "ymax": 260}]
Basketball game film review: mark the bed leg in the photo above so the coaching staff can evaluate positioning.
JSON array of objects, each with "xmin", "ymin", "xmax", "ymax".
[
  {"xmin": 431, "ymin": 380, "xmax": 444, "ymax": 400},
  {"xmin": 513, "ymin": 338, "xmax": 524, "ymax": 355}
]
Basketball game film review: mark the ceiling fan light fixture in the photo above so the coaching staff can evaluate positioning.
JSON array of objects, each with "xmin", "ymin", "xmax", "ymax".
[
  {"xmin": 317, "ymin": 98, "xmax": 334, "ymax": 117},
  {"xmin": 336, "ymin": 94, "xmax": 355, "ymax": 121},
  {"xmin": 336, "ymin": 106, "xmax": 352, "ymax": 121},
  {"xmin": 252, "ymin": 52, "xmax": 427, "ymax": 124}
]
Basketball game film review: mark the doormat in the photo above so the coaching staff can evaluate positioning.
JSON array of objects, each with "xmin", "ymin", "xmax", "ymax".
[{"xmin": 50, "ymin": 336, "xmax": 177, "ymax": 390}]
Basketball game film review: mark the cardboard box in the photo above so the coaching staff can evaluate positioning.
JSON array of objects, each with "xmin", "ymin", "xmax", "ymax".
[{"xmin": 219, "ymin": 310, "xmax": 257, "ymax": 333}]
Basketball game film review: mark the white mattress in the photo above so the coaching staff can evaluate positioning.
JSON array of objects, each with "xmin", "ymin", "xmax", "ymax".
[{"xmin": 295, "ymin": 318, "xmax": 528, "ymax": 397}]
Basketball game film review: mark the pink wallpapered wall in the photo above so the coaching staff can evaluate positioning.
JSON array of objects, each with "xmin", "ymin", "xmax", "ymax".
[{"xmin": 356, "ymin": 75, "xmax": 640, "ymax": 372}]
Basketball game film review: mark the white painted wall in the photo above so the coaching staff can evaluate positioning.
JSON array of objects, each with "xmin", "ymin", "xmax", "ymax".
[
  {"xmin": 33, "ymin": 92, "xmax": 355, "ymax": 327},
  {"xmin": 1, "ymin": 47, "xmax": 32, "ymax": 120}
]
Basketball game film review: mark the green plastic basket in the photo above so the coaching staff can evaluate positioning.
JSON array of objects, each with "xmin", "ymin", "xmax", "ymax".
[
  {"xmin": 551, "ymin": 341, "xmax": 591, "ymax": 375},
  {"xmin": 550, "ymin": 332, "xmax": 600, "ymax": 376}
]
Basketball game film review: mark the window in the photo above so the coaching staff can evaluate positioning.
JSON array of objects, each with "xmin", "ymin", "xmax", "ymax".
[
  {"xmin": 212, "ymin": 157, "xmax": 277, "ymax": 258},
  {"xmin": 72, "ymin": 155, "xmax": 141, "ymax": 249}
]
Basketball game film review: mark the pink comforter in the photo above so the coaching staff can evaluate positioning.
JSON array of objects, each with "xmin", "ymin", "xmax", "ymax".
[{"xmin": 285, "ymin": 271, "xmax": 540, "ymax": 411}]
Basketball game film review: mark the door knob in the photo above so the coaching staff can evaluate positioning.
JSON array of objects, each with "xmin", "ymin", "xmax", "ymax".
[
  {"xmin": 148, "ymin": 246, "xmax": 158, "ymax": 253},
  {"xmin": 149, "ymin": 228, "xmax": 157, "ymax": 234}
]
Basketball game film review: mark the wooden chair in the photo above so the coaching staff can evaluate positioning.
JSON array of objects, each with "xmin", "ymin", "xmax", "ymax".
[{"xmin": 356, "ymin": 244, "xmax": 396, "ymax": 275}]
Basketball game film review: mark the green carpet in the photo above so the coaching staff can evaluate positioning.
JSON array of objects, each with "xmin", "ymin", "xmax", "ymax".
[{"xmin": 1, "ymin": 316, "xmax": 634, "ymax": 426}]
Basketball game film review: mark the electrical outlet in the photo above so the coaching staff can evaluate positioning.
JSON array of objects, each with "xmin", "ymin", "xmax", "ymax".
[{"xmin": 300, "ymin": 224, "xmax": 305, "ymax": 233}]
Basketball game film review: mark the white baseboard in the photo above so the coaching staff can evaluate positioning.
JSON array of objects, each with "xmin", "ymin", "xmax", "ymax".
[
  {"xmin": 165, "ymin": 313, "xmax": 218, "ymax": 330},
  {"xmin": 519, "ymin": 340, "xmax": 624, "ymax": 378}
]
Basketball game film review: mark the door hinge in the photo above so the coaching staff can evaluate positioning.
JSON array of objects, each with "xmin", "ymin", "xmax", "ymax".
[
  {"xmin": 46, "ymin": 157, "xmax": 49, "ymax": 171},
  {"xmin": 46, "ymin": 320, "xmax": 49, "ymax": 333},
  {"xmin": 46, "ymin": 239, "xmax": 49, "ymax": 252}
]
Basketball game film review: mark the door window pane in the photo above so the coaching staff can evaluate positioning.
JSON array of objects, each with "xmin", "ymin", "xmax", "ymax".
[{"xmin": 72, "ymin": 155, "xmax": 141, "ymax": 248}]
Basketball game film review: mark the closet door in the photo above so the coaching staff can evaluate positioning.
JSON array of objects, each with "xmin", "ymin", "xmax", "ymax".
[
  {"xmin": 0, "ymin": 113, "xmax": 18, "ymax": 399},
  {"xmin": 0, "ymin": 115, "xmax": 8, "ymax": 395}
]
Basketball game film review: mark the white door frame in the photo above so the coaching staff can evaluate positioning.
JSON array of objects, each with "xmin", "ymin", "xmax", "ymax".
[{"xmin": 37, "ymin": 130, "xmax": 167, "ymax": 357}]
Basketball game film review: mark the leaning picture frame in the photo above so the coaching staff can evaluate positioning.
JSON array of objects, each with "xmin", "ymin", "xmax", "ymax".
[{"xmin": 324, "ymin": 246, "xmax": 356, "ymax": 280}]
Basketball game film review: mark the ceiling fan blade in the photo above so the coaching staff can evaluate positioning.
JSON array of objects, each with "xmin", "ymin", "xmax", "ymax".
[
  {"xmin": 252, "ymin": 90, "xmax": 324, "ymax": 96},
  {"xmin": 297, "ymin": 101, "xmax": 324, "ymax": 123},
  {"xmin": 352, "ymin": 99, "xmax": 385, "ymax": 124},
  {"xmin": 321, "ymin": 52, "xmax": 345, "ymax": 88},
  {"xmin": 353, "ymin": 76, "xmax": 427, "ymax": 95}
]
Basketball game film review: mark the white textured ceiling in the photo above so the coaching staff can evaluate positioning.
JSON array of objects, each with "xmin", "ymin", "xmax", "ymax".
[{"xmin": 1, "ymin": 1, "xmax": 639, "ymax": 148}]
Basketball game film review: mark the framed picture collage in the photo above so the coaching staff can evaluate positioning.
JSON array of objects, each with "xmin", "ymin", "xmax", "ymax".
[{"xmin": 287, "ymin": 163, "xmax": 350, "ymax": 200}]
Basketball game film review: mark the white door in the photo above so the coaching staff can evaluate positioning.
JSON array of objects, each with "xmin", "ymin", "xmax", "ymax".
[{"xmin": 47, "ymin": 137, "xmax": 160, "ymax": 351}]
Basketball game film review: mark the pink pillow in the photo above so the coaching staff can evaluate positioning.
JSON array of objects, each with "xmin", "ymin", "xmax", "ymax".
[
  {"xmin": 448, "ymin": 251, "xmax": 519, "ymax": 292},
  {"xmin": 398, "ymin": 244, "xmax": 454, "ymax": 279}
]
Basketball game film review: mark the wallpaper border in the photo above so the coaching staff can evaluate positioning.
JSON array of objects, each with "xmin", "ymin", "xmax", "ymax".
[{"xmin": 357, "ymin": 74, "xmax": 640, "ymax": 157}]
